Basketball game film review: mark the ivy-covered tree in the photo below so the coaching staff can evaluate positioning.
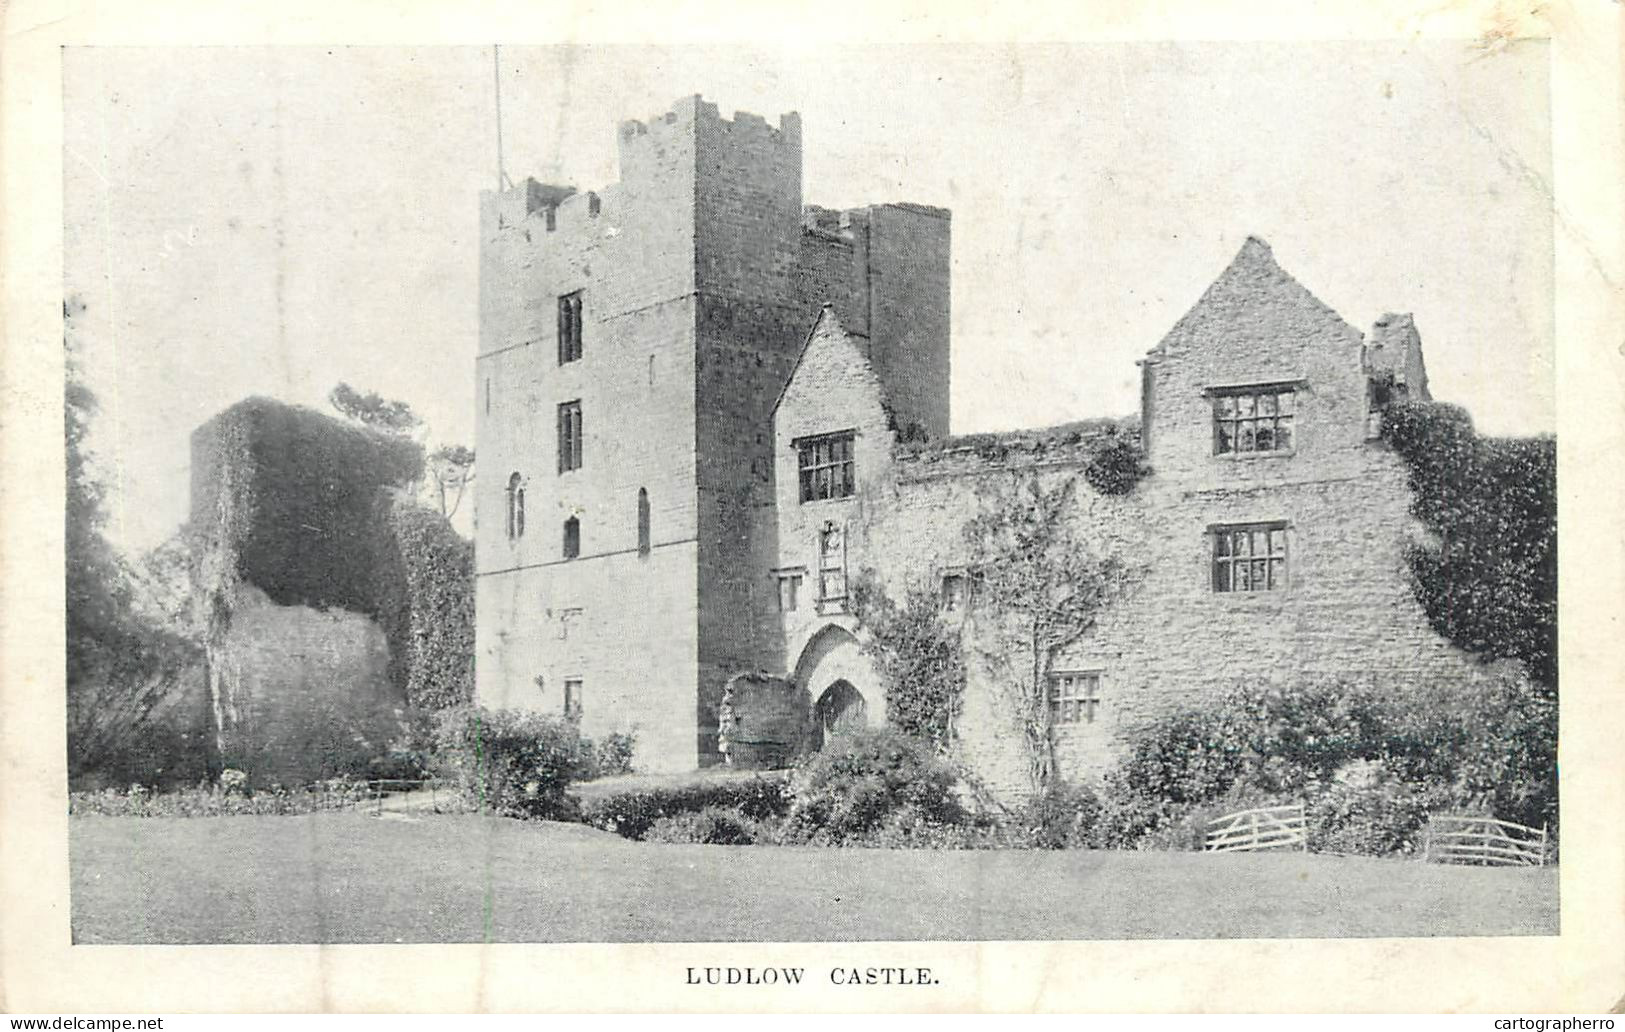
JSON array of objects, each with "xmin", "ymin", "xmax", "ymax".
[
  {"xmin": 847, "ymin": 571, "xmax": 965, "ymax": 753},
  {"xmin": 961, "ymin": 476, "xmax": 1133, "ymax": 792},
  {"xmin": 1380, "ymin": 401, "xmax": 1557, "ymax": 693}
]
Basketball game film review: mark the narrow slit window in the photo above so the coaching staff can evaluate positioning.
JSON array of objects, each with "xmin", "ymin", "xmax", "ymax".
[
  {"xmin": 557, "ymin": 292, "xmax": 584, "ymax": 364},
  {"xmin": 636, "ymin": 488, "xmax": 651, "ymax": 558},
  {"xmin": 776, "ymin": 571, "xmax": 803, "ymax": 612},
  {"xmin": 557, "ymin": 400, "xmax": 583, "ymax": 473},
  {"xmin": 505, "ymin": 472, "xmax": 524, "ymax": 540},
  {"xmin": 563, "ymin": 516, "xmax": 581, "ymax": 560}
]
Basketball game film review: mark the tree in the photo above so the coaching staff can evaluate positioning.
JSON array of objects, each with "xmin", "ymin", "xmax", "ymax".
[
  {"xmin": 427, "ymin": 444, "xmax": 476, "ymax": 519},
  {"xmin": 64, "ymin": 297, "xmax": 208, "ymax": 786},
  {"xmin": 328, "ymin": 384, "xmax": 476, "ymax": 523},
  {"xmin": 961, "ymin": 475, "xmax": 1133, "ymax": 793},
  {"xmin": 328, "ymin": 382, "xmax": 424, "ymax": 436}
]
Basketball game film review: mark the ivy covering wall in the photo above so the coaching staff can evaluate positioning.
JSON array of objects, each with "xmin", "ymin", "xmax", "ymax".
[
  {"xmin": 192, "ymin": 398, "xmax": 473, "ymax": 719},
  {"xmin": 381, "ymin": 498, "xmax": 476, "ymax": 712},
  {"xmin": 1380, "ymin": 400, "xmax": 1557, "ymax": 692}
]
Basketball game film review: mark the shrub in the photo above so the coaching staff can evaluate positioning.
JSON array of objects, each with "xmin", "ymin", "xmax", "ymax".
[
  {"xmin": 1380, "ymin": 665, "xmax": 1556, "ymax": 832},
  {"xmin": 69, "ymin": 778, "xmax": 376, "ymax": 818},
  {"xmin": 1088, "ymin": 773, "xmax": 1189, "ymax": 849},
  {"xmin": 579, "ymin": 773, "xmax": 792, "ymax": 840},
  {"xmin": 1305, "ymin": 761, "xmax": 1429, "ymax": 856},
  {"xmin": 849, "ymin": 806, "xmax": 1022, "ymax": 850},
  {"xmin": 432, "ymin": 706, "xmax": 589, "ymax": 820},
  {"xmin": 587, "ymin": 731, "xmax": 637, "ymax": 779},
  {"xmin": 1018, "ymin": 781, "xmax": 1102, "ymax": 849},
  {"xmin": 362, "ymin": 707, "xmax": 439, "ymax": 782},
  {"xmin": 1097, "ymin": 670, "xmax": 1556, "ymax": 854},
  {"xmin": 1114, "ymin": 707, "xmax": 1248, "ymax": 805},
  {"xmin": 643, "ymin": 806, "xmax": 759, "ymax": 845},
  {"xmin": 1081, "ymin": 427, "xmax": 1150, "ymax": 496},
  {"xmin": 778, "ymin": 729, "xmax": 964, "ymax": 845}
]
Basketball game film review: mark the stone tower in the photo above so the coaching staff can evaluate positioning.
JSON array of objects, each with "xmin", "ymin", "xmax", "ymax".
[{"xmin": 475, "ymin": 96, "xmax": 950, "ymax": 771}]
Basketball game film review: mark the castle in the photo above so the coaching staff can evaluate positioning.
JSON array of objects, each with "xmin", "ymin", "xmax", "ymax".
[{"xmin": 475, "ymin": 95, "xmax": 1484, "ymax": 796}]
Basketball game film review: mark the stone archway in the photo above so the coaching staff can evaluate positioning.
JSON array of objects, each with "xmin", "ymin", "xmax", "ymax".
[
  {"xmin": 811, "ymin": 679, "xmax": 868, "ymax": 750},
  {"xmin": 790, "ymin": 623, "xmax": 883, "ymax": 753}
]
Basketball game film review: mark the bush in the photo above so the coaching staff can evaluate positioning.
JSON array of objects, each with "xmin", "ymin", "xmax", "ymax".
[
  {"xmin": 1082, "ymin": 427, "xmax": 1150, "ymax": 496},
  {"xmin": 69, "ymin": 778, "xmax": 376, "ymax": 818},
  {"xmin": 644, "ymin": 806, "xmax": 760, "ymax": 845},
  {"xmin": 1114, "ymin": 707, "xmax": 1248, "ymax": 806},
  {"xmin": 1018, "ymin": 781, "xmax": 1102, "ymax": 849},
  {"xmin": 432, "ymin": 706, "xmax": 589, "ymax": 820},
  {"xmin": 586, "ymin": 731, "xmax": 637, "ymax": 780},
  {"xmin": 848, "ymin": 807, "xmax": 1022, "ymax": 850},
  {"xmin": 1304, "ymin": 760, "xmax": 1429, "ymax": 857},
  {"xmin": 579, "ymin": 773, "xmax": 791, "ymax": 840},
  {"xmin": 778, "ymin": 729, "xmax": 964, "ymax": 845},
  {"xmin": 1096, "ymin": 670, "xmax": 1556, "ymax": 854},
  {"xmin": 1381, "ymin": 666, "xmax": 1556, "ymax": 832}
]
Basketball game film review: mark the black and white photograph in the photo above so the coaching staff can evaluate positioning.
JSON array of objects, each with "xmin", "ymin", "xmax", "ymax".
[{"xmin": 4, "ymin": 0, "xmax": 1623, "ymax": 1016}]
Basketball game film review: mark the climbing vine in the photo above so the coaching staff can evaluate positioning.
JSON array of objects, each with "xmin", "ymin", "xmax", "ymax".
[
  {"xmin": 961, "ymin": 475, "xmax": 1135, "ymax": 792},
  {"xmin": 1380, "ymin": 400, "xmax": 1557, "ymax": 692},
  {"xmin": 378, "ymin": 497, "xmax": 476, "ymax": 712},
  {"xmin": 847, "ymin": 572, "xmax": 965, "ymax": 753}
]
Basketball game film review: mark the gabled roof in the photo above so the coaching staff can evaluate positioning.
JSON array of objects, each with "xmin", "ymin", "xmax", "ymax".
[
  {"xmin": 1142, "ymin": 235, "xmax": 1358, "ymax": 362},
  {"xmin": 770, "ymin": 305, "xmax": 889, "ymax": 422}
]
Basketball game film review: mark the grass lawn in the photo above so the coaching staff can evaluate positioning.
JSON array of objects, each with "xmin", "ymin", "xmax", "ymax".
[{"xmin": 69, "ymin": 812, "xmax": 1557, "ymax": 944}]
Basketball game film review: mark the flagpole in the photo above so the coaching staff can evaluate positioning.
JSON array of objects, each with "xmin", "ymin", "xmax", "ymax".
[{"xmin": 493, "ymin": 44, "xmax": 509, "ymax": 192}]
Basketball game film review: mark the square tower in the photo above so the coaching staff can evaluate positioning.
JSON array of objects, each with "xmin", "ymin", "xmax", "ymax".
[{"xmin": 475, "ymin": 96, "xmax": 950, "ymax": 770}]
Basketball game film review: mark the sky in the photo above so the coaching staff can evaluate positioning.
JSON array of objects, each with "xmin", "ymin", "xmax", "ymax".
[{"xmin": 62, "ymin": 41, "xmax": 1553, "ymax": 554}]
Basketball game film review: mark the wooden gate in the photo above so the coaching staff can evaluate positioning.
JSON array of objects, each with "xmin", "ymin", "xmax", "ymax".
[
  {"xmin": 1205, "ymin": 804, "xmax": 1308, "ymax": 853},
  {"xmin": 1422, "ymin": 815, "xmax": 1549, "ymax": 866}
]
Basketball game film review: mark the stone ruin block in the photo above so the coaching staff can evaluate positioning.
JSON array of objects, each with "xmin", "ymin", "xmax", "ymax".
[
  {"xmin": 718, "ymin": 671, "xmax": 812, "ymax": 770},
  {"xmin": 189, "ymin": 398, "xmax": 428, "ymax": 787}
]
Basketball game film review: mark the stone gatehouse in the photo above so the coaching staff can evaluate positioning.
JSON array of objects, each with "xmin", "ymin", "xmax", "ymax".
[{"xmin": 475, "ymin": 94, "xmax": 1483, "ymax": 795}]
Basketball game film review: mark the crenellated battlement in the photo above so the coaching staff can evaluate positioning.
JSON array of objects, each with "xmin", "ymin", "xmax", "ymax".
[
  {"xmin": 617, "ymin": 95, "xmax": 801, "ymax": 174},
  {"xmin": 487, "ymin": 96, "xmax": 804, "ymax": 247}
]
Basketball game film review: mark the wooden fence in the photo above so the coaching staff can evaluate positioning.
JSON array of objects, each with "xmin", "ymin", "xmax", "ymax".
[
  {"xmin": 357, "ymin": 777, "xmax": 450, "ymax": 815},
  {"xmin": 1205, "ymin": 804, "xmax": 1309, "ymax": 854},
  {"xmin": 1422, "ymin": 815, "xmax": 1549, "ymax": 867}
]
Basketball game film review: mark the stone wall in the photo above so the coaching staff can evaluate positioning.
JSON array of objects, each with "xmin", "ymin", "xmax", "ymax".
[
  {"xmin": 206, "ymin": 583, "xmax": 400, "ymax": 787},
  {"xmin": 189, "ymin": 398, "xmax": 435, "ymax": 787},
  {"xmin": 475, "ymin": 99, "xmax": 711, "ymax": 772},
  {"xmin": 771, "ymin": 236, "xmax": 1490, "ymax": 802}
]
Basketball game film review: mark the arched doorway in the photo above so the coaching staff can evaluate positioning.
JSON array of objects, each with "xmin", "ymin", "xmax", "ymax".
[
  {"xmin": 812, "ymin": 679, "xmax": 868, "ymax": 750},
  {"xmin": 790, "ymin": 622, "xmax": 885, "ymax": 754}
]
